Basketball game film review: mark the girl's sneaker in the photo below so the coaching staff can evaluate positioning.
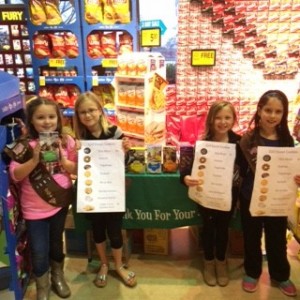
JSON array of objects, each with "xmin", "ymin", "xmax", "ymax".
[
  {"xmin": 278, "ymin": 280, "xmax": 297, "ymax": 297},
  {"xmin": 242, "ymin": 276, "xmax": 258, "ymax": 293}
]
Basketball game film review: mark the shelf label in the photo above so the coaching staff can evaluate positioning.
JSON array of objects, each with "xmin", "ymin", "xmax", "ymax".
[
  {"xmin": 39, "ymin": 76, "xmax": 46, "ymax": 86},
  {"xmin": 102, "ymin": 59, "xmax": 118, "ymax": 68},
  {"xmin": 140, "ymin": 28, "xmax": 161, "ymax": 47},
  {"xmin": 49, "ymin": 58, "xmax": 66, "ymax": 68},
  {"xmin": 92, "ymin": 76, "xmax": 99, "ymax": 86}
]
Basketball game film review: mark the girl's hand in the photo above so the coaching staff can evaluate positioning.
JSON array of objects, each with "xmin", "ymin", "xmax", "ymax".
[
  {"xmin": 295, "ymin": 175, "xmax": 300, "ymax": 185},
  {"xmin": 184, "ymin": 175, "xmax": 201, "ymax": 187},
  {"xmin": 122, "ymin": 138, "xmax": 131, "ymax": 152}
]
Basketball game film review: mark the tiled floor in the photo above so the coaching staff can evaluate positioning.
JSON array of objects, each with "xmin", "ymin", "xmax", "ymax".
[{"xmin": 2, "ymin": 236, "xmax": 300, "ymax": 300}]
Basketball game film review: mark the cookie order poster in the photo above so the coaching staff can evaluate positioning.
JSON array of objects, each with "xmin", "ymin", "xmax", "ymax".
[
  {"xmin": 77, "ymin": 140, "xmax": 125, "ymax": 213},
  {"xmin": 250, "ymin": 146, "xmax": 300, "ymax": 217},
  {"xmin": 188, "ymin": 141, "xmax": 236, "ymax": 211}
]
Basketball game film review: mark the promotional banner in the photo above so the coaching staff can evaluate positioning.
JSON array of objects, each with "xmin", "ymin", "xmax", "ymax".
[
  {"xmin": 188, "ymin": 141, "xmax": 236, "ymax": 211},
  {"xmin": 250, "ymin": 146, "xmax": 300, "ymax": 217},
  {"xmin": 77, "ymin": 140, "xmax": 125, "ymax": 213}
]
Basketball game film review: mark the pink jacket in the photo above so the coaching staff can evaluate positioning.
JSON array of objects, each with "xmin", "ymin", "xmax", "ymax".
[{"xmin": 9, "ymin": 136, "xmax": 77, "ymax": 220}]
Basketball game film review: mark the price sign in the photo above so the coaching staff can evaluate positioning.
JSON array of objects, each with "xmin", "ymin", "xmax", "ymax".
[
  {"xmin": 49, "ymin": 58, "xmax": 66, "ymax": 68},
  {"xmin": 39, "ymin": 76, "xmax": 46, "ymax": 86},
  {"xmin": 140, "ymin": 28, "xmax": 161, "ymax": 47},
  {"xmin": 191, "ymin": 49, "xmax": 216, "ymax": 67},
  {"xmin": 102, "ymin": 59, "xmax": 118, "ymax": 68},
  {"xmin": 92, "ymin": 76, "xmax": 98, "ymax": 86}
]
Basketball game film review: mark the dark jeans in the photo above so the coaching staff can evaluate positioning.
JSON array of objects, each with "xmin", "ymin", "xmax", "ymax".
[
  {"xmin": 89, "ymin": 212, "xmax": 124, "ymax": 249},
  {"xmin": 26, "ymin": 207, "xmax": 68, "ymax": 277},
  {"xmin": 240, "ymin": 194, "xmax": 290, "ymax": 281},
  {"xmin": 199, "ymin": 205, "xmax": 233, "ymax": 261}
]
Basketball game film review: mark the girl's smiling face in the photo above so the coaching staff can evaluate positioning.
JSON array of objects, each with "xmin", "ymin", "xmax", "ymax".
[
  {"xmin": 258, "ymin": 97, "xmax": 284, "ymax": 131},
  {"xmin": 77, "ymin": 99, "xmax": 101, "ymax": 130},
  {"xmin": 31, "ymin": 104, "xmax": 58, "ymax": 133},
  {"xmin": 213, "ymin": 105, "xmax": 235, "ymax": 135}
]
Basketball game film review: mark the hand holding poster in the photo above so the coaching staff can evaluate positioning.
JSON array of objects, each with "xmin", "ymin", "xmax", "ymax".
[
  {"xmin": 250, "ymin": 146, "xmax": 300, "ymax": 217},
  {"xmin": 188, "ymin": 141, "xmax": 236, "ymax": 211},
  {"xmin": 77, "ymin": 140, "xmax": 125, "ymax": 213}
]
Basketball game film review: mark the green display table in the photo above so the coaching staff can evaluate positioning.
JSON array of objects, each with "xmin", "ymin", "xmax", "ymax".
[
  {"xmin": 72, "ymin": 173, "xmax": 242, "ymax": 232},
  {"xmin": 73, "ymin": 173, "xmax": 200, "ymax": 232},
  {"xmin": 124, "ymin": 173, "xmax": 200, "ymax": 228}
]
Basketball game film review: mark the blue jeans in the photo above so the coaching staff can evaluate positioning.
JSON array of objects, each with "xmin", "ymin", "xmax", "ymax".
[{"xmin": 26, "ymin": 207, "xmax": 68, "ymax": 277}]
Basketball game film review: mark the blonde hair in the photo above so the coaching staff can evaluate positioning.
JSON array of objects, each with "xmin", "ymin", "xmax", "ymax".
[
  {"xmin": 203, "ymin": 101, "xmax": 237, "ymax": 140},
  {"xmin": 73, "ymin": 91, "xmax": 111, "ymax": 139}
]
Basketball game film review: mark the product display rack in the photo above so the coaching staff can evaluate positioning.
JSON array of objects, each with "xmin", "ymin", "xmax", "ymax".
[
  {"xmin": 81, "ymin": 0, "xmax": 139, "ymax": 91},
  {"xmin": 0, "ymin": 71, "xmax": 28, "ymax": 300},
  {"xmin": 0, "ymin": 4, "xmax": 35, "ymax": 95},
  {"xmin": 114, "ymin": 52, "xmax": 167, "ymax": 145},
  {"xmin": 24, "ymin": 0, "xmax": 85, "ymax": 108}
]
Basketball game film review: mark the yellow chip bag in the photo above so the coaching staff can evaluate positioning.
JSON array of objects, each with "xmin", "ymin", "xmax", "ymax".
[{"xmin": 85, "ymin": 0, "xmax": 103, "ymax": 24}]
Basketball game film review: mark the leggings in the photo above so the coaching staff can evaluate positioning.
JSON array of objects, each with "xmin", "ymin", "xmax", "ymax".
[
  {"xmin": 89, "ymin": 212, "xmax": 124, "ymax": 249},
  {"xmin": 199, "ymin": 205, "xmax": 233, "ymax": 261}
]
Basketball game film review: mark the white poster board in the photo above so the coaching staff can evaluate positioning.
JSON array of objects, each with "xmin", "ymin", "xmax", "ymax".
[
  {"xmin": 77, "ymin": 140, "xmax": 125, "ymax": 213},
  {"xmin": 250, "ymin": 146, "xmax": 300, "ymax": 217},
  {"xmin": 188, "ymin": 141, "xmax": 236, "ymax": 211}
]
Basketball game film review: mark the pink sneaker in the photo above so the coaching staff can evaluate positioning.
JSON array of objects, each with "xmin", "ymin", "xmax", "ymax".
[
  {"xmin": 242, "ymin": 276, "xmax": 258, "ymax": 293},
  {"xmin": 278, "ymin": 280, "xmax": 297, "ymax": 297}
]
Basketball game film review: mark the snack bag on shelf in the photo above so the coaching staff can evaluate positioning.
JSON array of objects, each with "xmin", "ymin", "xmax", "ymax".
[
  {"xmin": 102, "ymin": 0, "xmax": 130, "ymax": 25},
  {"xmin": 49, "ymin": 33, "xmax": 66, "ymax": 58},
  {"xmin": 29, "ymin": 0, "xmax": 47, "ymax": 25},
  {"xmin": 84, "ymin": 0, "xmax": 103, "ymax": 24},
  {"xmin": 87, "ymin": 33, "xmax": 103, "ymax": 59},
  {"xmin": 119, "ymin": 32, "xmax": 133, "ymax": 55},
  {"xmin": 65, "ymin": 32, "xmax": 79, "ymax": 58},
  {"xmin": 44, "ymin": 0, "xmax": 63, "ymax": 26},
  {"xmin": 68, "ymin": 85, "xmax": 81, "ymax": 107},
  {"xmin": 33, "ymin": 34, "xmax": 51, "ymax": 59},
  {"xmin": 54, "ymin": 85, "xmax": 71, "ymax": 107},
  {"xmin": 101, "ymin": 32, "xmax": 118, "ymax": 58}
]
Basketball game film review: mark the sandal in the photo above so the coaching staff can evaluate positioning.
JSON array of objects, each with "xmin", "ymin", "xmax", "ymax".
[
  {"xmin": 94, "ymin": 264, "xmax": 108, "ymax": 288},
  {"xmin": 117, "ymin": 265, "xmax": 137, "ymax": 287}
]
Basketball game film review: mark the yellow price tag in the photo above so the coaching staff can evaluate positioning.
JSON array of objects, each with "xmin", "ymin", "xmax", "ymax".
[
  {"xmin": 92, "ymin": 76, "xmax": 98, "ymax": 86},
  {"xmin": 191, "ymin": 50, "xmax": 216, "ymax": 66},
  {"xmin": 102, "ymin": 59, "xmax": 118, "ymax": 68},
  {"xmin": 39, "ymin": 76, "xmax": 46, "ymax": 86},
  {"xmin": 49, "ymin": 58, "xmax": 66, "ymax": 68},
  {"xmin": 141, "ymin": 28, "xmax": 161, "ymax": 47}
]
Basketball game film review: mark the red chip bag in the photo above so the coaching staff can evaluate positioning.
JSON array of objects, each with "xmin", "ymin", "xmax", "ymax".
[
  {"xmin": 101, "ymin": 32, "xmax": 117, "ymax": 58},
  {"xmin": 38, "ymin": 86, "xmax": 55, "ymax": 101},
  {"xmin": 33, "ymin": 34, "xmax": 51, "ymax": 58},
  {"xmin": 49, "ymin": 33, "xmax": 66, "ymax": 58},
  {"xmin": 54, "ymin": 85, "xmax": 70, "ymax": 107},
  {"xmin": 65, "ymin": 32, "xmax": 79, "ymax": 58},
  {"xmin": 87, "ymin": 33, "xmax": 103, "ymax": 58},
  {"xmin": 68, "ymin": 85, "xmax": 80, "ymax": 107}
]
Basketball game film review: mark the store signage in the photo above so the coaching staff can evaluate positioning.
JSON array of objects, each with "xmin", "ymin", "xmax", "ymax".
[
  {"xmin": 39, "ymin": 76, "xmax": 46, "ymax": 86},
  {"xmin": 140, "ymin": 27, "xmax": 161, "ymax": 47},
  {"xmin": 49, "ymin": 58, "xmax": 66, "ymax": 68},
  {"xmin": 0, "ymin": 10, "xmax": 24, "ymax": 22},
  {"xmin": 191, "ymin": 49, "xmax": 216, "ymax": 67},
  {"xmin": 140, "ymin": 19, "xmax": 166, "ymax": 34},
  {"xmin": 102, "ymin": 58, "xmax": 118, "ymax": 68}
]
